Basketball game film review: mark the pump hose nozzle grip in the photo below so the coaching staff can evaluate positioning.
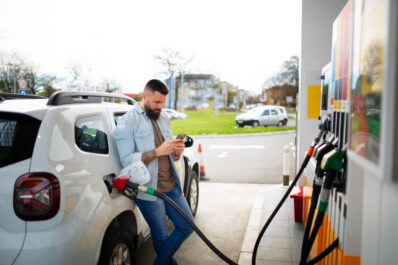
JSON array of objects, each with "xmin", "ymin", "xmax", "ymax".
[{"xmin": 112, "ymin": 175, "xmax": 131, "ymax": 193}]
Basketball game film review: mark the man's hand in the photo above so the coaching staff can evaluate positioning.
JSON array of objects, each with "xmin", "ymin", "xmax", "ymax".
[
  {"xmin": 155, "ymin": 139, "xmax": 181, "ymax": 157},
  {"xmin": 173, "ymin": 138, "xmax": 185, "ymax": 158}
]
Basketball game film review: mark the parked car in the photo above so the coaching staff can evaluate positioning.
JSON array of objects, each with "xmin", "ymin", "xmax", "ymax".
[
  {"xmin": 235, "ymin": 105, "xmax": 286, "ymax": 127},
  {"xmin": 0, "ymin": 92, "xmax": 200, "ymax": 265},
  {"xmin": 276, "ymin": 106, "xmax": 288, "ymax": 125},
  {"xmin": 162, "ymin": 108, "xmax": 187, "ymax": 120}
]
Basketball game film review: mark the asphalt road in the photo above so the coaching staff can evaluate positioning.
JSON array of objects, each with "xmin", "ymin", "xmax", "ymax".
[{"xmin": 195, "ymin": 132, "xmax": 296, "ymax": 184}]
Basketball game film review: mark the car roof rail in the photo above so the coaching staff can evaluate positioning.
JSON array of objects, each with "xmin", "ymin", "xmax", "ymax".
[
  {"xmin": 47, "ymin": 91, "xmax": 136, "ymax": 106},
  {"xmin": 0, "ymin": 92, "xmax": 47, "ymax": 100}
]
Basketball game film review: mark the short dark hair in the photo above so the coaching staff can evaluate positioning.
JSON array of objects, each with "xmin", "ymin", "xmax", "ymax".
[{"xmin": 144, "ymin": 79, "xmax": 169, "ymax": 95}]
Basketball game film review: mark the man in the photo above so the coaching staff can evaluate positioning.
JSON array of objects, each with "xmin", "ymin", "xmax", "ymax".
[{"xmin": 114, "ymin": 79, "xmax": 193, "ymax": 265}]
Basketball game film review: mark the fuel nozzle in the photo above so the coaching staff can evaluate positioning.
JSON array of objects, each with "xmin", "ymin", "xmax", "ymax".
[{"xmin": 112, "ymin": 175, "xmax": 139, "ymax": 200}]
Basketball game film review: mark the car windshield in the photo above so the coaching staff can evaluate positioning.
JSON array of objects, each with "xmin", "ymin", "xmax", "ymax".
[{"xmin": 248, "ymin": 108, "xmax": 264, "ymax": 114}]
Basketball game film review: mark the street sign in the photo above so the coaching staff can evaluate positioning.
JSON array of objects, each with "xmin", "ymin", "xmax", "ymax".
[
  {"xmin": 18, "ymin": 78, "xmax": 27, "ymax": 90},
  {"xmin": 19, "ymin": 89, "xmax": 27, "ymax": 95}
]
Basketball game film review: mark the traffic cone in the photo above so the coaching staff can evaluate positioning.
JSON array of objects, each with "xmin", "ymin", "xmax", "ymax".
[{"xmin": 198, "ymin": 143, "xmax": 209, "ymax": 181}]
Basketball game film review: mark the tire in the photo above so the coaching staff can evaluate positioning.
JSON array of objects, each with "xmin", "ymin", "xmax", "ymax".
[
  {"xmin": 252, "ymin": 121, "xmax": 259, "ymax": 127},
  {"xmin": 98, "ymin": 228, "xmax": 135, "ymax": 265},
  {"xmin": 187, "ymin": 170, "xmax": 199, "ymax": 216},
  {"xmin": 277, "ymin": 121, "xmax": 284, "ymax": 127},
  {"xmin": 238, "ymin": 124, "xmax": 244, "ymax": 128}
]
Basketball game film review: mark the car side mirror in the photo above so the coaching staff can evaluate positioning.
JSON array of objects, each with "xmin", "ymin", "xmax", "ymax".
[{"xmin": 184, "ymin": 136, "xmax": 194, "ymax": 148}]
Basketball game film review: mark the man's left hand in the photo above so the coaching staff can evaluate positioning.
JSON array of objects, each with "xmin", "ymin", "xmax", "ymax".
[{"xmin": 173, "ymin": 139, "xmax": 185, "ymax": 159}]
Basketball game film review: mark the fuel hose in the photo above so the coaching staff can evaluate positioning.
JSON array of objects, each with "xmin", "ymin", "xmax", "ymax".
[
  {"xmin": 251, "ymin": 125, "xmax": 326, "ymax": 265},
  {"xmin": 124, "ymin": 182, "xmax": 238, "ymax": 265},
  {"xmin": 299, "ymin": 148, "xmax": 345, "ymax": 265},
  {"xmin": 305, "ymin": 238, "xmax": 339, "ymax": 265},
  {"xmin": 115, "ymin": 121, "xmax": 329, "ymax": 265},
  {"xmin": 301, "ymin": 138, "xmax": 337, "ymax": 257}
]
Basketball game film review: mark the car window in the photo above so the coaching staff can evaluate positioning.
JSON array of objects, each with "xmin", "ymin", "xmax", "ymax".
[
  {"xmin": 262, "ymin": 110, "xmax": 270, "ymax": 116},
  {"xmin": 114, "ymin": 112, "xmax": 126, "ymax": 125},
  {"xmin": 75, "ymin": 116, "xmax": 109, "ymax": 154},
  {"xmin": 0, "ymin": 113, "xmax": 41, "ymax": 167},
  {"xmin": 271, "ymin": 109, "xmax": 278, "ymax": 115}
]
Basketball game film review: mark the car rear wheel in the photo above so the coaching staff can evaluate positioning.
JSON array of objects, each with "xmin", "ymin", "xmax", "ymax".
[
  {"xmin": 252, "ymin": 121, "xmax": 259, "ymax": 127},
  {"xmin": 187, "ymin": 170, "xmax": 199, "ymax": 216},
  {"xmin": 238, "ymin": 124, "xmax": 244, "ymax": 128},
  {"xmin": 277, "ymin": 121, "xmax": 284, "ymax": 127},
  {"xmin": 98, "ymin": 228, "xmax": 135, "ymax": 265}
]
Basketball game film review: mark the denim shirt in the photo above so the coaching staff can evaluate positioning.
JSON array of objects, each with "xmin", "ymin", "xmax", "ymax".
[{"xmin": 114, "ymin": 104, "xmax": 181, "ymax": 201}]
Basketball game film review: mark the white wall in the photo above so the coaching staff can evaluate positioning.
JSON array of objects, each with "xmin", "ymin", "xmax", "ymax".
[{"xmin": 298, "ymin": 0, "xmax": 347, "ymax": 184}]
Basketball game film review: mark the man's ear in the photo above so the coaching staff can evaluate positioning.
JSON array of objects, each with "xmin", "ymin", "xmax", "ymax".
[{"xmin": 142, "ymin": 91, "xmax": 148, "ymax": 101}]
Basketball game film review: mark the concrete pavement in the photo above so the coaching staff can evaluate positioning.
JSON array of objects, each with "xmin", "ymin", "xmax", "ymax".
[{"xmin": 135, "ymin": 182, "xmax": 267, "ymax": 265}]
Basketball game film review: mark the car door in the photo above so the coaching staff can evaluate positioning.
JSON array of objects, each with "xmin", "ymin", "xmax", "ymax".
[
  {"xmin": 259, "ymin": 109, "xmax": 271, "ymax": 126},
  {"xmin": 106, "ymin": 106, "xmax": 152, "ymax": 235},
  {"xmin": 270, "ymin": 109, "xmax": 280, "ymax": 125}
]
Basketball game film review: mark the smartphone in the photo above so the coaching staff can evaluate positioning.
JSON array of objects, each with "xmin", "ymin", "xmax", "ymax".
[{"xmin": 176, "ymin": 133, "xmax": 187, "ymax": 140}]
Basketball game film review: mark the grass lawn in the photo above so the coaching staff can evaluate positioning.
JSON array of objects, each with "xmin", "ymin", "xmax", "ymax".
[{"xmin": 170, "ymin": 109, "xmax": 295, "ymax": 136}]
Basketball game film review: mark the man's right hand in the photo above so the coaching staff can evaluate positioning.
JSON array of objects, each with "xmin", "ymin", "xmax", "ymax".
[{"xmin": 155, "ymin": 139, "xmax": 181, "ymax": 156}]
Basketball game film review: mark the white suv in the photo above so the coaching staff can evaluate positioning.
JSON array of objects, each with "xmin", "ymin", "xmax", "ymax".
[{"xmin": 0, "ymin": 92, "xmax": 200, "ymax": 265}]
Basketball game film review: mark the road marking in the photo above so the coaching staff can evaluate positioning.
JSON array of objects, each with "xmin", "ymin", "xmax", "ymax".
[
  {"xmin": 210, "ymin": 145, "xmax": 265, "ymax": 150},
  {"xmin": 217, "ymin": 151, "xmax": 228, "ymax": 158}
]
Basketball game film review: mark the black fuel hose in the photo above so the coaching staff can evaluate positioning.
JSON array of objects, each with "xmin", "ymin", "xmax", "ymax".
[
  {"xmin": 299, "ymin": 170, "xmax": 337, "ymax": 265},
  {"xmin": 301, "ymin": 140, "xmax": 336, "ymax": 257},
  {"xmin": 125, "ymin": 182, "xmax": 238, "ymax": 265},
  {"xmin": 251, "ymin": 126, "xmax": 326, "ymax": 265},
  {"xmin": 300, "ymin": 176, "xmax": 322, "ymax": 257},
  {"xmin": 305, "ymin": 238, "xmax": 339, "ymax": 265}
]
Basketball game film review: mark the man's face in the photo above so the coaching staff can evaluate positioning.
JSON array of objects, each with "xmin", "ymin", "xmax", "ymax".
[{"xmin": 143, "ymin": 91, "xmax": 167, "ymax": 120}]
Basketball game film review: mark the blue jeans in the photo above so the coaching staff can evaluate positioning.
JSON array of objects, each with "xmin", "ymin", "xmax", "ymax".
[{"xmin": 135, "ymin": 186, "xmax": 194, "ymax": 265}]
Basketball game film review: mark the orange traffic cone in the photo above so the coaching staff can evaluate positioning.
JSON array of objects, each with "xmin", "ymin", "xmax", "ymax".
[{"xmin": 198, "ymin": 143, "xmax": 209, "ymax": 181}]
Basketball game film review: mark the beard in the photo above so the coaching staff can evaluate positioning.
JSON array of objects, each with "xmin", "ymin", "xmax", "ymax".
[{"xmin": 144, "ymin": 102, "xmax": 161, "ymax": 120}]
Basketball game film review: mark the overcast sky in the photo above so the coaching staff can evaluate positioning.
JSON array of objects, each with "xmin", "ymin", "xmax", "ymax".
[{"xmin": 0, "ymin": 0, "xmax": 301, "ymax": 94}]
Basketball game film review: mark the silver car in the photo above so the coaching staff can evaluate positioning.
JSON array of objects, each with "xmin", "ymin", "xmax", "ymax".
[{"xmin": 235, "ymin": 105, "xmax": 286, "ymax": 127}]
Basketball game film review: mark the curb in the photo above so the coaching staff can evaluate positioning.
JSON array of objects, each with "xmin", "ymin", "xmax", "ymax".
[
  {"xmin": 191, "ymin": 130, "xmax": 296, "ymax": 139},
  {"xmin": 237, "ymin": 189, "xmax": 266, "ymax": 265}
]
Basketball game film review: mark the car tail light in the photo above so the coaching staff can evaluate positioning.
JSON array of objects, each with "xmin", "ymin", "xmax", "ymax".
[{"xmin": 14, "ymin": 173, "xmax": 60, "ymax": 221}]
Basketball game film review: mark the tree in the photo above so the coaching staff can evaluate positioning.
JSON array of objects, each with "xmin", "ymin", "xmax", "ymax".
[
  {"xmin": 262, "ymin": 55, "xmax": 299, "ymax": 107},
  {"xmin": 0, "ymin": 52, "xmax": 33, "ymax": 93},
  {"xmin": 279, "ymin": 55, "xmax": 299, "ymax": 86},
  {"xmin": 66, "ymin": 60, "xmax": 92, "ymax": 91},
  {"xmin": 154, "ymin": 47, "xmax": 192, "ymax": 109},
  {"xmin": 263, "ymin": 55, "xmax": 299, "ymax": 89},
  {"xmin": 102, "ymin": 79, "xmax": 120, "ymax": 93},
  {"xmin": 0, "ymin": 52, "xmax": 57, "ymax": 95}
]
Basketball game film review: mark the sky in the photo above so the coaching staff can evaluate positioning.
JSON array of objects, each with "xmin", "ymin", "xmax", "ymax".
[{"xmin": 0, "ymin": 0, "xmax": 301, "ymax": 94}]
